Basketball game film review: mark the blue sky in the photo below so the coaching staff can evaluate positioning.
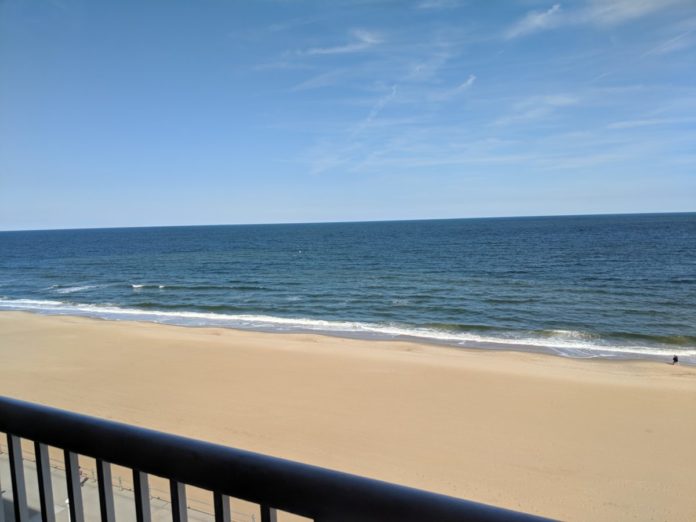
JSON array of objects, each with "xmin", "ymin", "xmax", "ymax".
[{"xmin": 1, "ymin": 0, "xmax": 695, "ymax": 230}]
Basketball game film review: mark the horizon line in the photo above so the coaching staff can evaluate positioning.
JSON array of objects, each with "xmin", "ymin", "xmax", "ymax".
[{"xmin": 1, "ymin": 210, "xmax": 695, "ymax": 233}]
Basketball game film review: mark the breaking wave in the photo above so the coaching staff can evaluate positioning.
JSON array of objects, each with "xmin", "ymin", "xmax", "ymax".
[{"xmin": 1, "ymin": 298, "xmax": 694, "ymax": 362}]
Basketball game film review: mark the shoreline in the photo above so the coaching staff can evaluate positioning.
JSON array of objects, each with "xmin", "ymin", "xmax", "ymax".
[
  {"xmin": 1, "ymin": 311, "xmax": 695, "ymax": 521},
  {"xmin": 1, "ymin": 302, "xmax": 693, "ymax": 365},
  {"xmin": 5, "ymin": 310, "xmax": 692, "ymax": 379}
]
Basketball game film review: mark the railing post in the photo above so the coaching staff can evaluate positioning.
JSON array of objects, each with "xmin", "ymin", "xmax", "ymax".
[
  {"xmin": 0, "ymin": 448, "xmax": 5, "ymax": 522},
  {"xmin": 64, "ymin": 450, "xmax": 85, "ymax": 522},
  {"xmin": 213, "ymin": 492, "xmax": 230, "ymax": 522},
  {"xmin": 170, "ymin": 480, "xmax": 188, "ymax": 522},
  {"xmin": 34, "ymin": 442, "xmax": 56, "ymax": 522},
  {"xmin": 96, "ymin": 459, "xmax": 116, "ymax": 522},
  {"xmin": 7, "ymin": 434, "xmax": 29, "ymax": 522},
  {"xmin": 260, "ymin": 506, "xmax": 278, "ymax": 522},
  {"xmin": 133, "ymin": 470, "xmax": 151, "ymax": 522}
]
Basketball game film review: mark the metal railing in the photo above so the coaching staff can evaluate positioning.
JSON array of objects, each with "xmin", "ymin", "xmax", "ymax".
[{"xmin": 0, "ymin": 396, "xmax": 551, "ymax": 522}]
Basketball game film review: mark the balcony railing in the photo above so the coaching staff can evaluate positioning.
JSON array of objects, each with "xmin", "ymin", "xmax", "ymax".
[{"xmin": 0, "ymin": 396, "xmax": 550, "ymax": 522}]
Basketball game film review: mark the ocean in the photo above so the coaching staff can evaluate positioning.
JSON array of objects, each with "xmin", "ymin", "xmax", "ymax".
[{"xmin": 1, "ymin": 213, "xmax": 694, "ymax": 363}]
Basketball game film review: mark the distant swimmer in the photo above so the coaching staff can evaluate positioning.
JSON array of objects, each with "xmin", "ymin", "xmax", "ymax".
[{"xmin": 672, "ymin": 355, "xmax": 679, "ymax": 365}]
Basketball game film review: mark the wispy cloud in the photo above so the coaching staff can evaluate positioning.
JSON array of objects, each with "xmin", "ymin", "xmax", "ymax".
[
  {"xmin": 494, "ymin": 94, "xmax": 579, "ymax": 126},
  {"xmin": 252, "ymin": 1, "xmax": 694, "ymax": 183},
  {"xmin": 428, "ymin": 74, "xmax": 476, "ymax": 101},
  {"xmin": 306, "ymin": 84, "xmax": 400, "ymax": 175},
  {"xmin": 607, "ymin": 117, "xmax": 695, "ymax": 129},
  {"xmin": 643, "ymin": 31, "xmax": 695, "ymax": 56},
  {"xmin": 505, "ymin": 0, "xmax": 691, "ymax": 39},
  {"xmin": 266, "ymin": 16, "xmax": 318, "ymax": 33},
  {"xmin": 416, "ymin": 0, "xmax": 463, "ymax": 9},
  {"xmin": 505, "ymin": 4, "xmax": 561, "ymax": 39},
  {"xmin": 292, "ymin": 70, "xmax": 347, "ymax": 91},
  {"xmin": 405, "ymin": 51, "xmax": 452, "ymax": 81},
  {"xmin": 583, "ymin": 0, "xmax": 685, "ymax": 26},
  {"xmin": 307, "ymin": 141, "xmax": 362, "ymax": 176},
  {"xmin": 253, "ymin": 60, "xmax": 313, "ymax": 71},
  {"xmin": 456, "ymin": 74, "xmax": 476, "ymax": 91},
  {"xmin": 361, "ymin": 84, "xmax": 398, "ymax": 128},
  {"xmin": 301, "ymin": 29, "xmax": 382, "ymax": 56},
  {"xmin": 314, "ymin": 128, "xmax": 632, "ymax": 173},
  {"xmin": 304, "ymin": 87, "xmax": 694, "ymax": 177}
]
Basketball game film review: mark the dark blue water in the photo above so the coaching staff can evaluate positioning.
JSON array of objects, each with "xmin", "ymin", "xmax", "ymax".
[{"xmin": 1, "ymin": 214, "xmax": 695, "ymax": 362}]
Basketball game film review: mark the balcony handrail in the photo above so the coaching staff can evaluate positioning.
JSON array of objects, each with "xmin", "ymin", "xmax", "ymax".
[{"xmin": 0, "ymin": 395, "xmax": 551, "ymax": 522}]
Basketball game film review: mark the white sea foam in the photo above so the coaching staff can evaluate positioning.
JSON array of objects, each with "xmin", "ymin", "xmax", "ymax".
[
  {"xmin": 544, "ymin": 329, "xmax": 601, "ymax": 343},
  {"xmin": 131, "ymin": 284, "xmax": 144, "ymax": 289},
  {"xmin": 0, "ymin": 298, "xmax": 694, "ymax": 360},
  {"xmin": 1, "ymin": 298, "xmax": 64, "ymax": 306},
  {"xmin": 54, "ymin": 285, "xmax": 99, "ymax": 294}
]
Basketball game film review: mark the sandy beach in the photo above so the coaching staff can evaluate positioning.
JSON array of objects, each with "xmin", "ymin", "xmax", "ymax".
[{"xmin": 1, "ymin": 311, "xmax": 695, "ymax": 521}]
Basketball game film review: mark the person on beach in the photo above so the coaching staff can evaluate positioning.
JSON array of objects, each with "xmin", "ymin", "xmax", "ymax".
[
  {"xmin": 672, "ymin": 355, "xmax": 679, "ymax": 365},
  {"xmin": 79, "ymin": 466, "xmax": 89, "ymax": 486}
]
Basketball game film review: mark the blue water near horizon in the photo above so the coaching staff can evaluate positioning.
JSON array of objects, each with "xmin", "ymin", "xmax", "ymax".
[{"xmin": 1, "ymin": 213, "xmax": 695, "ymax": 363}]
